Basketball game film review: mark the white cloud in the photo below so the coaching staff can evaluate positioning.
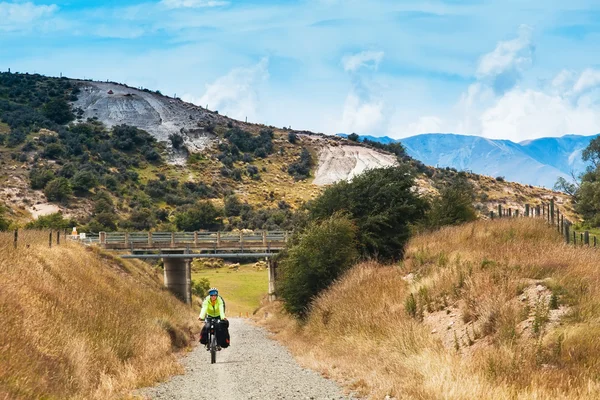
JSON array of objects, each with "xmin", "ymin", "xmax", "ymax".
[
  {"xmin": 405, "ymin": 116, "xmax": 443, "ymax": 135},
  {"xmin": 339, "ymin": 92, "xmax": 384, "ymax": 134},
  {"xmin": 160, "ymin": 0, "xmax": 228, "ymax": 9},
  {"xmin": 342, "ymin": 50, "xmax": 384, "ymax": 72},
  {"xmin": 476, "ymin": 24, "xmax": 533, "ymax": 94},
  {"xmin": 0, "ymin": 1, "xmax": 57, "ymax": 31},
  {"xmin": 573, "ymin": 68, "xmax": 600, "ymax": 95},
  {"xmin": 182, "ymin": 58, "xmax": 269, "ymax": 121}
]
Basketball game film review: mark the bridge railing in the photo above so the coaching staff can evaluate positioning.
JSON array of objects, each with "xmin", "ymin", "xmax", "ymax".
[{"xmin": 97, "ymin": 230, "xmax": 291, "ymax": 250}]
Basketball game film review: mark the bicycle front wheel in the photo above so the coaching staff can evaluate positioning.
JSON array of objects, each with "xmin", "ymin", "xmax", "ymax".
[{"xmin": 210, "ymin": 334, "xmax": 217, "ymax": 364}]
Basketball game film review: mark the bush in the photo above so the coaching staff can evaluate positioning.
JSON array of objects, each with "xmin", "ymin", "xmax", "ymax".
[
  {"xmin": 30, "ymin": 168, "xmax": 55, "ymax": 190},
  {"xmin": 278, "ymin": 214, "xmax": 358, "ymax": 318},
  {"xmin": 175, "ymin": 201, "xmax": 222, "ymax": 231},
  {"xmin": 44, "ymin": 178, "xmax": 72, "ymax": 202},
  {"xmin": 169, "ymin": 133, "xmax": 184, "ymax": 149},
  {"xmin": 192, "ymin": 278, "xmax": 211, "ymax": 298},
  {"xmin": 427, "ymin": 177, "xmax": 478, "ymax": 228},
  {"xmin": 288, "ymin": 132, "xmax": 298, "ymax": 144},
  {"xmin": 0, "ymin": 204, "xmax": 10, "ymax": 231},
  {"xmin": 287, "ymin": 148, "xmax": 312, "ymax": 180},
  {"xmin": 25, "ymin": 212, "xmax": 75, "ymax": 230},
  {"xmin": 309, "ymin": 166, "xmax": 427, "ymax": 261},
  {"xmin": 71, "ymin": 170, "xmax": 99, "ymax": 194}
]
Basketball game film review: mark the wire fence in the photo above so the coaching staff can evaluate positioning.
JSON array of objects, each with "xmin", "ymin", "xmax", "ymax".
[{"xmin": 490, "ymin": 200, "xmax": 597, "ymax": 246}]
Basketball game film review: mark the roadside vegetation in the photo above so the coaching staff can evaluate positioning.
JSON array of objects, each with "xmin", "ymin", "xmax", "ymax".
[
  {"xmin": 260, "ymin": 219, "xmax": 600, "ymax": 399},
  {"xmin": 0, "ymin": 231, "xmax": 200, "ymax": 400}
]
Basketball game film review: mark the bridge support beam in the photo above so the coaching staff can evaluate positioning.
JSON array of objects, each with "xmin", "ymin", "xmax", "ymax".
[
  {"xmin": 267, "ymin": 258, "xmax": 277, "ymax": 302},
  {"xmin": 163, "ymin": 256, "xmax": 192, "ymax": 305}
]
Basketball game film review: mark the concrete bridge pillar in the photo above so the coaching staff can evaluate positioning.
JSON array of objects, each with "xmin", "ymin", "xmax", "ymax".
[
  {"xmin": 163, "ymin": 257, "xmax": 192, "ymax": 305},
  {"xmin": 267, "ymin": 258, "xmax": 277, "ymax": 302}
]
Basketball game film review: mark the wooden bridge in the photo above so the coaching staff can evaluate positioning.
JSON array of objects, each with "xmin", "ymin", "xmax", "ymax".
[{"xmin": 90, "ymin": 230, "xmax": 291, "ymax": 305}]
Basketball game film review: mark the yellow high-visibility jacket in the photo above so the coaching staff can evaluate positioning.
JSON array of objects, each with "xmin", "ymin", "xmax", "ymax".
[{"xmin": 199, "ymin": 295, "xmax": 226, "ymax": 319}]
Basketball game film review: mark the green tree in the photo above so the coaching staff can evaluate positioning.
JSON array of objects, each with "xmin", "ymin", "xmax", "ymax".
[
  {"xmin": 309, "ymin": 166, "xmax": 427, "ymax": 261},
  {"xmin": 43, "ymin": 178, "xmax": 72, "ymax": 202},
  {"xmin": 427, "ymin": 177, "xmax": 478, "ymax": 228},
  {"xmin": 30, "ymin": 168, "xmax": 55, "ymax": 190},
  {"xmin": 175, "ymin": 201, "xmax": 222, "ymax": 231},
  {"xmin": 278, "ymin": 214, "xmax": 358, "ymax": 318},
  {"xmin": 71, "ymin": 170, "xmax": 98, "ymax": 194},
  {"xmin": 43, "ymin": 98, "xmax": 75, "ymax": 124}
]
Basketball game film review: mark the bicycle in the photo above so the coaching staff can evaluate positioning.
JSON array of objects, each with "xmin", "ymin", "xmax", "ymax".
[{"xmin": 202, "ymin": 317, "xmax": 221, "ymax": 364}]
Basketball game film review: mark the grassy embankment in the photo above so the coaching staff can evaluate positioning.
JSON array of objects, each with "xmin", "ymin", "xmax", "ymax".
[
  {"xmin": 257, "ymin": 218, "xmax": 600, "ymax": 399},
  {"xmin": 0, "ymin": 231, "xmax": 201, "ymax": 400},
  {"xmin": 192, "ymin": 263, "xmax": 268, "ymax": 316}
]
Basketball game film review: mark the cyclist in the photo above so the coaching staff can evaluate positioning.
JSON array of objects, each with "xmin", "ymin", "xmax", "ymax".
[{"xmin": 198, "ymin": 287, "xmax": 230, "ymax": 349}]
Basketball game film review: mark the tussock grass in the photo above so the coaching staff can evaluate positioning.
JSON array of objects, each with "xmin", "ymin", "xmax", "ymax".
[
  {"xmin": 0, "ymin": 233, "xmax": 200, "ymax": 400},
  {"xmin": 257, "ymin": 219, "xmax": 600, "ymax": 399}
]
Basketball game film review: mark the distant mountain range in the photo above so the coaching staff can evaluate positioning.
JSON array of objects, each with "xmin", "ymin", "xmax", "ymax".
[{"xmin": 338, "ymin": 133, "xmax": 598, "ymax": 188}]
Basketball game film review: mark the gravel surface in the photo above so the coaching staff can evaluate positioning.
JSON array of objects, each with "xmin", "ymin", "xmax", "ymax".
[{"xmin": 137, "ymin": 318, "xmax": 351, "ymax": 400}]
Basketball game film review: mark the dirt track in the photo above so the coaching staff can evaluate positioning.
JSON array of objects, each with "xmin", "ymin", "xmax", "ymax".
[{"xmin": 137, "ymin": 318, "xmax": 351, "ymax": 400}]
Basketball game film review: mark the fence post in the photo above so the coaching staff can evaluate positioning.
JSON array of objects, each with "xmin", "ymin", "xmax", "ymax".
[
  {"xmin": 125, "ymin": 232, "xmax": 130, "ymax": 247},
  {"xmin": 550, "ymin": 200, "xmax": 555, "ymax": 225},
  {"xmin": 584, "ymin": 231, "xmax": 590, "ymax": 246},
  {"xmin": 57, "ymin": 230, "xmax": 60, "ymax": 245},
  {"xmin": 595, "ymin": 236, "xmax": 597, "ymax": 247},
  {"xmin": 498, "ymin": 204, "xmax": 502, "ymax": 218},
  {"xmin": 490, "ymin": 211, "xmax": 494, "ymax": 220},
  {"xmin": 525, "ymin": 204, "xmax": 530, "ymax": 217},
  {"xmin": 49, "ymin": 231, "xmax": 52, "ymax": 248},
  {"xmin": 100, "ymin": 232, "xmax": 107, "ymax": 246},
  {"xmin": 536, "ymin": 205, "xmax": 541, "ymax": 217},
  {"xmin": 508, "ymin": 208, "xmax": 512, "ymax": 217},
  {"xmin": 564, "ymin": 222, "xmax": 570, "ymax": 244},
  {"xmin": 515, "ymin": 209, "xmax": 519, "ymax": 217},
  {"xmin": 171, "ymin": 232, "xmax": 175, "ymax": 246},
  {"xmin": 194, "ymin": 231, "xmax": 198, "ymax": 246},
  {"xmin": 14, "ymin": 229, "xmax": 18, "ymax": 249},
  {"xmin": 148, "ymin": 232, "xmax": 152, "ymax": 245}
]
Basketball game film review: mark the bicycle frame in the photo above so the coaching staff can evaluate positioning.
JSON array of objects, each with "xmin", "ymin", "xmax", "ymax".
[{"xmin": 204, "ymin": 317, "xmax": 219, "ymax": 364}]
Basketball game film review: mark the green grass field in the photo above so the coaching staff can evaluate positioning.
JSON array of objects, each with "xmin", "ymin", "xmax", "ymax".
[{"xmin": 191, "ymin": 264, "xmax": 268, "ymax": 316}]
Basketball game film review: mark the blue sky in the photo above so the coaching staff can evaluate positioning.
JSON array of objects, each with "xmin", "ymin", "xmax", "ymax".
[{"xmin": 1, "ymin": 0, "xmax": 600, "ymax": 141}]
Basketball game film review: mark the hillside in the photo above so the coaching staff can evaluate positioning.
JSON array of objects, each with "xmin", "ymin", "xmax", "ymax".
[
  {"xmin": 0, "ymin": 73, "xmax": 575, "ymax": 230},
  {"xmin": 0, "ymin": 231, "xmax": 199, "ymax": 399},
  {"xmin": 257, "ymin": 218, "xmax": 600, "ymax": 399}
]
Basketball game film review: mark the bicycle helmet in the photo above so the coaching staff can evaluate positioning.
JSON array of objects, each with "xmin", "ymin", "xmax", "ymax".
[{"xmin": 208, "ymin": 287, "xmax": 218, "ymax": 296}]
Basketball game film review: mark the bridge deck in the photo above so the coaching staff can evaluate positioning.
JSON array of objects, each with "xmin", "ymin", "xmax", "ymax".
[{"xmin": 95, "ymin": 230, "xmax": 290, "ymax": 252}]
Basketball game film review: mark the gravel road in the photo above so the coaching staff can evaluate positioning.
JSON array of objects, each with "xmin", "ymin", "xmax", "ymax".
[{"xmin": 138, "ymin": 318, "xmax": 351, "ymax": 400}]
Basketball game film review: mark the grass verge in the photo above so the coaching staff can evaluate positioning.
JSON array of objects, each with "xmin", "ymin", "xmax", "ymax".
[
  {"xmin": 255, "ymin": 219, "xmax": 600, "ymax": 399},
  {"xmin": 0, "ymin": 232, "xmax": 200, "ymax": 400}
]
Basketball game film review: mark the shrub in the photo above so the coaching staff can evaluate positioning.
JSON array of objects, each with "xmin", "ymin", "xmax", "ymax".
[
  {"xmin": 309, "ymin": 166, "xmax": 427, "ymax": 261},
  {"xmin": 288, "ymin": 132, "xmax": 298, "ymax": 144},
  {"xmin": 496, "ymin": 176, "xmax": 505, "ymax": 182},
  {"xmin": 43, "ymin": 178, "xmax": 72, "ymax": 202},
  {"xmin": 30, "ymin": 168, "xmax": 55, "ymax": 190},
  {"xmin": 427, "ymin": 177, "xmax": 478, "ymax": 228},
  {"xmin": 25, "ymin": 212, "xmax": 75, "ymax": 230},
  {"xmin": 287, "ymin": 148, "xmax": 312, "ymax": 180},
  {"xmin": 71, "ymin": 170, "xmax": 99, "ymax": 194},
  {"xmin": 0, "ymin": 204, "xmax": 10, "ymax": 231},
  {"xmin": 175, "ymin": 201, "xmax": 222, "ymax": 231},
  {"xmin": 192, "ymin": 278, "xmax": 211, "ymax": 298},
  {"xmin": 278, "ymin": 214, "xmax": 358, "ymax": 318}
]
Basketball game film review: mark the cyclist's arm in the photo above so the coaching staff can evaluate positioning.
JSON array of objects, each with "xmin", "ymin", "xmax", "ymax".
[
  {"xmin": 198, "ymin": 297, "xmax": 208, "ymax": 320},
  {"xmin": 219, "ymin": 298, "xmax": 226, "ymax": 320}
]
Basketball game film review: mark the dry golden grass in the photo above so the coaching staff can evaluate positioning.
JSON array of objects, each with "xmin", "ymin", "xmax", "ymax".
[
  {"xmin": 0, "ymin": 232, "xmax": 200, "ymax": 400},
  {"xmin": 256, "ymin": 219, "xmax": 600, "ymax": 399}
]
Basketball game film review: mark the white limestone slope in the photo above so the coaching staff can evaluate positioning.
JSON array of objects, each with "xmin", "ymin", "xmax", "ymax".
[{"xmin": 312, "ymin": 142, "xmax": 398, "ymax": 185}]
